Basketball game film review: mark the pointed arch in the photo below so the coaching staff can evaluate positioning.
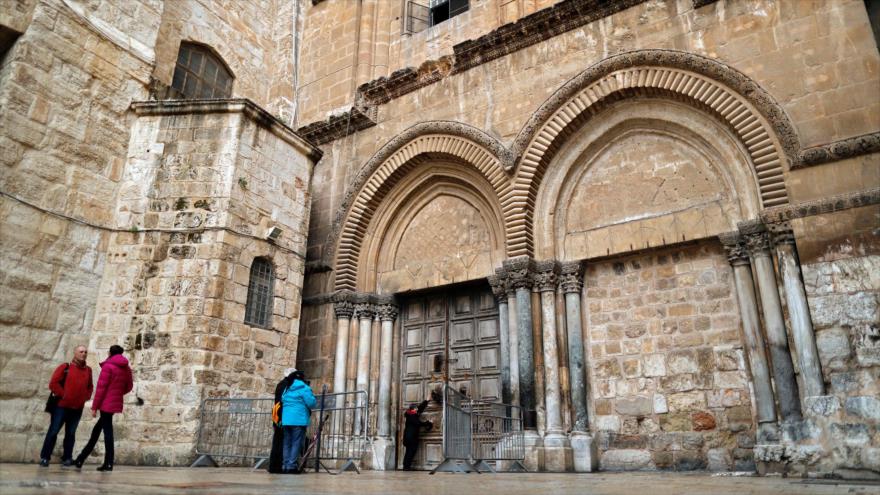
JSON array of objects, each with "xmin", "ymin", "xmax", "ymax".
[
  {"xmin": 328, "ymin": 122, "xmax": 512, "ymax": 291},
  {"xmin": 504, "ymin": 49, "xmax": 801, "ymax": 258}
]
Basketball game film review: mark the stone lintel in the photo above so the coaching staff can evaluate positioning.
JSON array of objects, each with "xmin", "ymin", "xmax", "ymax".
[{"xmin": 130, "ymin": 98, "xmax": 323, "ymax": 163}]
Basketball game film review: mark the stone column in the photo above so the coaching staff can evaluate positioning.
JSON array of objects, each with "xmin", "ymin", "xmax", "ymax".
[
  {"xmin": 373, "ymin": 298, "xmax": 397, "ymax": 470},
  {"xmin": 332, "ymin": 293, "xmax": 354, "ymax": 396},
  {"xmin": 769, "ymin": 222, "xmax": 825, "ymax": 398},
  {"xmin": 354, "ymin": 299, "xmax": 375, "ymax": 434},
  {"xmin": 506, "ymin": 279, "xmax": 521, "ymax": 409},
  {"xmin": 559, "ymin": 260, "xmax": 596, "ymax": 472},
  {"xmin": 504, "ymin": 256, "xmax": 537, "ymax": 428},
  {"xmin": 534, "ymin": 261, "xmax": 569, "ymax": 472},
  {"xmin": 719, "ymin": 233, "xmax": 777, "ymax": 425},
  {"xmin": 741, "ymin": 221, "xmax": 802, "ymax": 421},
  {"xmin": 489, "ymin": 272, "xmax": 512, "ymax": 404}
]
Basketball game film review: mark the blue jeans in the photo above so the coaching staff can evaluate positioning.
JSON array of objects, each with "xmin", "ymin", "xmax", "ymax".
[
  {"xmin": 40, "ymin": 407, "xmax": 83, "ymax": 461},
  {"xmin": 282, "ymin": 426, "xmax": 306, "ymax": 472}
]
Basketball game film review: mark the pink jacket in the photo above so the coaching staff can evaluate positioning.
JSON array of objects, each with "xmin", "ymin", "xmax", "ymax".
[{"xmin": 92, "ymin": 354, "xmax": 133, "ymax": 413}]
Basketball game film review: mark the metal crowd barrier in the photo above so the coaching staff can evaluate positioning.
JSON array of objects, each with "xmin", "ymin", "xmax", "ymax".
[
  {"xmin": 430, "ymin": 384, "xmax": 527, "ymax": 474},
  {"xmin": 190, "ymin": 390, "xmax": 369, "ymax": 474},
  {"xmin": 191, "ymin": 397, "xmax": 274, "ymax": 468}
]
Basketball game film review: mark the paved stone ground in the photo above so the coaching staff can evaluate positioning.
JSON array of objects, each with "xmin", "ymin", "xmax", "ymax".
[{"xmin": 2, "ymin": 464, "xmax": 879, "ymax": 495}]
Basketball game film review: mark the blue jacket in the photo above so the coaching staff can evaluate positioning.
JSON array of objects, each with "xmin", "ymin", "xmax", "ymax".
[{"xmin": 281, "ymin": 379, "xmax": 316, "ymax": 426}]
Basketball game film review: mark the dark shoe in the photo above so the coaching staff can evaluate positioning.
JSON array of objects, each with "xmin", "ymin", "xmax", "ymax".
[
  {"xmin": 96, "ymin": 464, "xmax": 112, "ymax": 472},
  {"xmin": 61, "ymin": 459, "xmax": 73, "ymax": 468},
  {"xmin": 74, "ymin": 459, "xmax": 83, "ymax": 470},
  {"xmin": 39, "ymin": 459, "xmax": 49, "ymax": 468}
]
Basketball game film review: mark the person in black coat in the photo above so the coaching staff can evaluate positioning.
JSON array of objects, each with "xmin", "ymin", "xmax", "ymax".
[
  {"xmin": 402, "ymin": 397, "xmax": 433, "ymax": 470},
  {"xmin": 268, "ymin": 368, "xmax": 296, "ymax": 473}
]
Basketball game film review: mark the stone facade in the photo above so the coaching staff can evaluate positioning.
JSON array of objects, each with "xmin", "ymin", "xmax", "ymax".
[{"xmin": 1, "ymin": 0, "xmax": 879, "ymax": 477}]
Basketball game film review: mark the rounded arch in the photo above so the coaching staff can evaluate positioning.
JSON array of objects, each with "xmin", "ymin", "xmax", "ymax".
[
  {"xmin": 360, "ymin": 163, "xmax": 506, "ymax": 293},
  {"xmin": 329, "ymin": 123, "xmax": 511, "ymax": 291},
  {"xmin": 506, "ymin": 49, "xmax": 801, "ymax": 258}
]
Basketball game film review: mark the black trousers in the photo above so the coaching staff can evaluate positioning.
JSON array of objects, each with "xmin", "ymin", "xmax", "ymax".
[
  {"xmin": 76, "ymin": 412, "xmax": 114, "ymax": 466},
  {"xmin": 402, "ymin": 441, "xmax": 418, "ymax": 470}
]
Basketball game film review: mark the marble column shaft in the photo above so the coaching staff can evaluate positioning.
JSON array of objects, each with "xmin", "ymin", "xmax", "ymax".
[
  {"xmin": 504, "ymin": 257, "xmax": 536, "ymax": 425},
  {"xmin": 506, "ymin": 289, "xmax": 521, "ymax": 409},
  {"xmin": 770, "ymin": 223, "xmax": 825, "ymax": 398},
  {"xmin": 354, "ymin": 302, "xmax": 374, "ymax": 432},
  {"xmin": 332, "ymin": 298, "xmax": 354, "ymax": 397},
  {"xmin": 376, "ymin": 303, "xmax": 397, "ymax": 437},
  {"xmin": 560, "ymin": 261, "xmax": 589, "ymax": 432},
  {"xmin": 742, "ymin": 223, "xmax": 802, "ymax": 421},
  {"xmin": 720, "ymin": 233, "xmax": 777, "ymax": 424},
  {"xmin": 535, "ymin": 262, "xmax": 563, "ymax": 433},
  {"xmin": 489, "ymin": 274, "xmax": 512, "ymax": 404}
]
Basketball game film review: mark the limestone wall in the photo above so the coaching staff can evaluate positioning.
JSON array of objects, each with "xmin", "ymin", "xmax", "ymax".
[{"xmin": 0, "ymin": 0, "xmax": 158, "ymax": 461}]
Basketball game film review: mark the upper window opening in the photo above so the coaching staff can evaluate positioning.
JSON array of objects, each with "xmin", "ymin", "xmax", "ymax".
[
  {"xmin": 406, "ymin": 0, "xmax": 468, "ymax": 33},
  {"xmin": 244, "ymin": 257, "xmax": 274, "ymax": 329},
  {"xmin": 171, "ymin": 42, "xmax": 233, "ymax": 99}
]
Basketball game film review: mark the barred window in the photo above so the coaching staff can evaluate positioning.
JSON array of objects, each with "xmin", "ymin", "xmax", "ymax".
[
  {"xmin": 406, "ymin": 0, "xmax": 469, "ymax": 33},
  {"xmin": 244, "ymin": 258, "xmax": 274, "ymax": 328},
  {"xmin": 171, "ymin": 42, "xmax": 233, "ymax": 99}
]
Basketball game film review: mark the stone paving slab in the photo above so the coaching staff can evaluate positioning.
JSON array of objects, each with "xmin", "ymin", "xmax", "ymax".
[{"xmin": 2, "ymin": 464, "xmax": 879, "ymax": 495}]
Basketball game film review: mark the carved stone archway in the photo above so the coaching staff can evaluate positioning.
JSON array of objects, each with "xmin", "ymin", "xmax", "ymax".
[
  {"xmin": 329, "ymin": 123, "xmax": 511, "ymax": 291},
  {"xmin": 504, "ymin": 49, "xmax": 800, "ymax": 258}
]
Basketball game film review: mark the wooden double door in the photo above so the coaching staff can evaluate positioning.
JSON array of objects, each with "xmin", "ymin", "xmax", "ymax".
[{"xmin": 397, "ymin": 283, "xmax": 501, "ymax": 470}]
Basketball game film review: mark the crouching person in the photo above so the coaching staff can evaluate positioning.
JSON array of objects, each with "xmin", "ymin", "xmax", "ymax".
[{"xmin": 281, "ymin": 369, "xmax": 315, "ymax": 473}]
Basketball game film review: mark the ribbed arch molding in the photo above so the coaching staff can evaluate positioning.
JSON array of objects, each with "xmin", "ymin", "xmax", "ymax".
[
  {"xmin": 332, "ymin": 131, "xmax": 510, "ymax": 291},
  {"xmin": 505, "ymin": 57, "xmax": 794, "ymax": 258}
]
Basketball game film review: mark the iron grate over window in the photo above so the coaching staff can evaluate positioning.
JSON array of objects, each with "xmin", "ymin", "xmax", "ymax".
[
  {"xmin": 406, "ymin": 0, "xmax": 468, "ymax": 34},
  {"xmin": 244, "ymin": 258, "xmax": 274, "ymax": 329},
  {"xmin": 171, "ymin": 42, "xmax": 233, "ymax": 99}
]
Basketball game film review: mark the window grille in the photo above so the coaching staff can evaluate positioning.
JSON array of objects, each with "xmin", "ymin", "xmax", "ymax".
[
  {"xmin": 406, "ymin": 0, "xmax": 468, "ymax": 34},
  {"xmin": 171, "ymin": 42, "xmax": 233, "ymax": 99},
  {"xmin": 244, "ymin": 258, "xmax": 274, "ymax": 328}
]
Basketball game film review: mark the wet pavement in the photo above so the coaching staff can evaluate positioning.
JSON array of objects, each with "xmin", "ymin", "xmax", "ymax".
[{"xmin": 2, "ymin": 463, "xmax": 879, "ymax": 495}]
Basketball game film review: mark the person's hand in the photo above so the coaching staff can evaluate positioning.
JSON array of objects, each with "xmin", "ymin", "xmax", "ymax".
[{"xmin": 91, "ymin": 409, "xmax": 97, "ymax": 418}]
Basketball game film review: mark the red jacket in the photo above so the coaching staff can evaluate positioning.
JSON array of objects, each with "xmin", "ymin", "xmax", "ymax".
[
  {"xmin": 92, "ymin": 354, "xmax": 133, "ymax": 413},
  {"xmin": 49, "ymin": 361, "xmax": 93, "ymax": 410}
]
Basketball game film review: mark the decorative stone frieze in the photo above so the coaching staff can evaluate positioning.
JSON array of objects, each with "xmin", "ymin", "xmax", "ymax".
[
  {"xmin": 296, "ymin": 105, "xmax": 377, "ymax": 146},
  {"xmin": 558, "ymin": 261, "xmax": 585, "ymax": 294},
  {"xmin": 532, "ymin": 260, "xmax": 559, "ymax": 292},
  {"xmin": 761, "ymin": 187, "xmax": 880, "ymax": 224},
  {"xmin": 796, "ymin": 132, "xmax": 880, "ymax": 169},
  {"xmin": 718, "ymin": 232, "xmax": 750, "ymax": 266},
  {"xmin": 503, "ymin": 257, "xmax": 535, "ymax": 290}
]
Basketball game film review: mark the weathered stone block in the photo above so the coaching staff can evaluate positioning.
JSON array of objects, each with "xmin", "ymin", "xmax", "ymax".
[
  {"xmin": 804, "ymin": 395, "xmax": 841, "ymax": 417},
  {"xmin": 845, "ymin": 396, "xmax": 880, "ymax": 421},
  {"xmin": 615, "ymin": 396, "xmax": 653, "ymax": 416},
  {"xmin": 599, "ymin": 449, "xmax": 653, "ymax": 471}
]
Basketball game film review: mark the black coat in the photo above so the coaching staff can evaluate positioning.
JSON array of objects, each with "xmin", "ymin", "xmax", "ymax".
[
  {"xmin": 267, "ymin": 374, "xmax": 294, "ymax": 473},
  {"xmin": 403, "ymin": 400, "xmax": 432, "ymax": 446}
]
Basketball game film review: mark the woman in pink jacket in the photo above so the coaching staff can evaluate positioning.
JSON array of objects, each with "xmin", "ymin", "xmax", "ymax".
[{"xmin": 74, "ymin": 345, "xmax": 133, "ymax": 471}]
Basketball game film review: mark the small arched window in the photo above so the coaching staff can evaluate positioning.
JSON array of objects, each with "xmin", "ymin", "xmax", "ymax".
[
  {"xmin": 171, "ymin": 42, "xmax": 233, "ymax": 99},
  {"xmin": 244, "ymin": 257, "xmax": 274, "ymax": 328}
]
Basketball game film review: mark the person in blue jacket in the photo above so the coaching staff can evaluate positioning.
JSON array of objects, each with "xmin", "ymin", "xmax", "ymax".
[{"xmin": 280, "ymin": 369, "xmax": 316, "ymax": 473}]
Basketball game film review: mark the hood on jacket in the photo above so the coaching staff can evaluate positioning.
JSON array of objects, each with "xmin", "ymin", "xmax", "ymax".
[{"xmin": 101, "ymin": 353, "xmax": 130, "ymax": 369}]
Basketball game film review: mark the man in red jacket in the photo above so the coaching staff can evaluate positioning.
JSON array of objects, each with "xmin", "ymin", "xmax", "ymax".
[{"xmin": 40, "ymin": 345, "xmax": 93, "ymax": 467}]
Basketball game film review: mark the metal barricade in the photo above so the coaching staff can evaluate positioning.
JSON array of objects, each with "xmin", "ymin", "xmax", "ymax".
[
  {"xmin": 191, "ymin": 397, "xmax": 274, "ymax": 468},
  {"xmin": 303, "ymin": 390, "xmax": 368, "ymax": 474},
  {"xmin": 430, "ymin": 384, "xmax": 527, "ymax": 474}
]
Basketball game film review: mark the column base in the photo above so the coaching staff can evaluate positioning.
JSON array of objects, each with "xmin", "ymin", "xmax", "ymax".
[
  {"xmin": 370, "ymin": 436, "xmax": 395, "ymax": 471},
  {"xmin": 542, "ymin": 431, "xmax": 571, "ymax": 472},
  {"xmin": 522, "ymin": 430, "xmax": 543, "ymax": 472},
  {"xmin": 570, "ymin": 431, "xmax": 598, "ymax": 472}
]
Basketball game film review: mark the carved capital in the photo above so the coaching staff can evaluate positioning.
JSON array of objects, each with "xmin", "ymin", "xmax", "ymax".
[
  {"xmin": 559, "ymin": 260, "xmax": 585, "ymax": 293},
  {"xmin": 718, "ymin": 232, "xmax": 750, "ymax": 266},
  {"xmin": 332, "ymin": 290, "xmax": 355, "ymax": 319},
  {"xmin": 375, "ymin": 303, "xmax": 398, "ymax": 322},
  {"xmin": 487, "ymin": 273, "xmax": 507, "ymax": 303},
  {"xmin": 767, "ymin": 221, "xmax": 796, "ymax": 246},
  {"xmin": 502, "ymin": 256, "xmax": 535, "ymax": 290},
  {"xmin": 532, "ymin": 260, "xmax": 559, "ymax": 292},
  {"xmin": 739, "ymin": 220, "xmax": 771, "ymax": 257},
  {"xmin": 354, "ymin": 302, "xmax": 374, "ymax": 320}
]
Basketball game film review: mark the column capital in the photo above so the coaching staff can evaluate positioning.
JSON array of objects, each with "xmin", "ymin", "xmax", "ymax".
[
  {"xmin": 503, "ymin": 256, "xmax": 535, "ymax": 290},
  {"xmin": 375, "ymin": 303, "xmax": 398, "ymax": 322},
  {"xmin": 559, "ymin": 260, "xmax": 585, "ymax": 294},
  {"xmin": 352, "ymin": 293, "xmax": 375, "ymax": 320},
  {"xmin": 332, "ymin": 290, "xmax": 356, "ymax": 319},
  {"xmin": 487, "ymin": 272, "xmax": 507, "ymax": 303},
  {"xmin": 739, "ymin": 220, "xmax": 771, "ymax": 257},
  {"xmin": 718, "ymin": 232, "xmax": 750, "ymax": 266},
  {"xmin": 767, "ymin": 221, "xmax": 796, "ymax": 246},
  {"xmin": 532, "ymin": 260, "xmax": 559, "ymax": 292}
]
